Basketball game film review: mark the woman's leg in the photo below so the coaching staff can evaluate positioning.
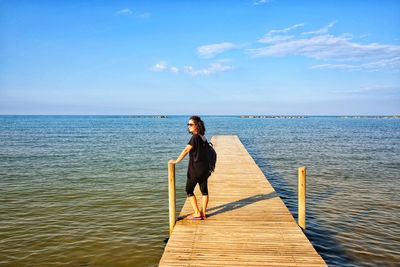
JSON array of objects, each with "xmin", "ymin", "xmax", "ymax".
[
  {"xmin": 188, "ymin": 195, "xmax": 201, "ymax": 217},
  {"xmin": 201, "ymin": 195, "xmax": 209, "ymax": 217},
  {"xmin": 186, "ymin": 177, "xmax": 201, "ymax": 217},
  {"xmin": 199, "ymin": 178, "xmax": 209, "ymax": 217}
]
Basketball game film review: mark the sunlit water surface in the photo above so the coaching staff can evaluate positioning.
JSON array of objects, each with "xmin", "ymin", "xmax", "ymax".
[{"xmin": 0, "ymin": 116, "xmax": 399, "ymax": 266}]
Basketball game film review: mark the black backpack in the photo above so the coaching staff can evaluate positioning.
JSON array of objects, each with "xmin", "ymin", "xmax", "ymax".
[{"xmin": 201, "ymin": 136, "xmax": 217, "ymax": 174}]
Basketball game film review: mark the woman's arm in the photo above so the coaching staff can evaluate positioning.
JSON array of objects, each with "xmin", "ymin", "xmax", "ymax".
[{"xmin": 169, "ymin": 144, "xmax": 192, "ymax": 164}]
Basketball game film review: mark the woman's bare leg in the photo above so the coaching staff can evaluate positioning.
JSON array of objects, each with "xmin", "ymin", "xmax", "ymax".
[
  {"xmin": 188, "ymin": 196, "xmax": 201, "ymax": 217},
  {"xmin": 201, "ymin": 195, "xmax": 209, "ymax": 218}
]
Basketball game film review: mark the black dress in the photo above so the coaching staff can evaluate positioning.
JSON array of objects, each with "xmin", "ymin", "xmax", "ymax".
[
  {"xmin": 187, "ymin": 134, "xmax": 209, "ymax": 180},
  {"xmin": 185, "ymin": 134, "xmax": 210, "ymax": 196}
]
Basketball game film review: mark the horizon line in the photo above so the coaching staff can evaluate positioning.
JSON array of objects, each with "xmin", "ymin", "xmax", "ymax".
[{"xmin": 1, "ymin": 114, "xmax": 399, "ymax": 117}]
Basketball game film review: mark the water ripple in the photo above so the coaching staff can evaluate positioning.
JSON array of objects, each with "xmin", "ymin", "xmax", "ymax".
[{"xmin": 1, "ymin": 116, "xmax": 399, "ymax": 266}]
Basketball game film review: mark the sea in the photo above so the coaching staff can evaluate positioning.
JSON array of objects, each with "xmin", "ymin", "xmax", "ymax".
[{"xmin": 0, "ymin": 115, "xmax": 399, "ymax": 267}]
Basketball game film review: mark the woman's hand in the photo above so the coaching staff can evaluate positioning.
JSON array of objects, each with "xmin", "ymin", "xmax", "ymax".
[{"xmin": 169, "ymin": 159, "xmax": 176, "ymax": 164}]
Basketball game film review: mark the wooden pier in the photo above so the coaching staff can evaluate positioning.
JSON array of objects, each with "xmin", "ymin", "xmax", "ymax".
[{"xmin": 159, "ymin": 135, "xmax": 327, "ymax": 266}]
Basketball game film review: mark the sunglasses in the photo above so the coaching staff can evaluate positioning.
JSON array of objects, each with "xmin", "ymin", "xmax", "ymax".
[{"xmin": 187, "ymin": 123, "xmax": 195, "ymax": 126}]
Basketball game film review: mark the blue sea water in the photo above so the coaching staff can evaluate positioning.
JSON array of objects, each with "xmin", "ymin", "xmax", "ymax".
[{"xmin": 0, "ymin": 115, "xmax": 399, "ymax": 267}]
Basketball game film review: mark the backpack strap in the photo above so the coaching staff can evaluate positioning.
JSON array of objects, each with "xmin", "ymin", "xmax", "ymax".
[{"xmin": 200, "ymin": 135, "xmax": 207, "ymax": 143}]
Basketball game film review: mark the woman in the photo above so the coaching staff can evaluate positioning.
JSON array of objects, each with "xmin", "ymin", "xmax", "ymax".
[{"xmin": 169, "ymin": 116, "xmax": 210, "ymax": 220}]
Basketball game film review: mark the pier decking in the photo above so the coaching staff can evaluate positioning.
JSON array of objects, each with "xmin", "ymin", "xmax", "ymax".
[{"xmin": 159, "ymin": 135, "xmax": 327, "ymax": 266}]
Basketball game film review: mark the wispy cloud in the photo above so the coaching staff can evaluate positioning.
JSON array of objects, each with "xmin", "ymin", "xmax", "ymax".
[
  {"xmin": 151, "ymin": 61, "xmax": 179, "ymax": 73},
  {"xmin": 354, "ymin": 85, "xmax": 400, "ymax": 94},
  {"xmin": 253, "ymin": 0, "xmax": 271, "ymax": 6},
  {"xmin": 197, "ymin": 42, "xmax": 237, "ymax": 58},
  {"xmin": 151, "ymin": 60, "xmax": 233, "ymax": 76},
  {"xmin": 258, "ymin": 35, "xmax": 294, "ymax": 44},
  {"xmin": 248, "ymin": 22, "xmax": 400, "ymax": 71},
  {"xmin": 134, "ymin": 12, "xmax": 151, "ymax": 19},
  {"xmin": 183, "ymin": 60, "xmax": 233, "ymax": 76},
  {"xmin": 309, "ymin": 63, "xmax": 359, "ymax": 71},
  {"xmin": 115, "ymin": 8, "xmax": 150, "ymax": 19},
  {"xmin": 116, "ymin": 8, "xmax": 133, "ymax": 15},
  {"xmin": 152, "ymin": 61, "xmax": 167, "ymax": 71},
  {"xmin": 267, "ymin": 23, "xmax": 305, "ymax": 35},
  {"xmin": 155, "ymin": 22, "xmax": 399, "ymax": 75},
  {"xmin": 302, "ymin": 21, "xmax": 337, "ymax": 35},
  {"xmin": 359, "ymin": 34, "xmax": 372, "ymax": 40},
  {"xmin": 169, "ymin": 66, "xmax": 179, "ymax": 73},
  {"xmin": 333, "ymin": 85, "xmax": 400, "ymax": 95},
  {"xmin": 310, "ymin": 57, "xmax": 400, "ymax": 71},
  {"xmin": 251, "ymin": 33, "xmax": 397, "ymax": 60}
]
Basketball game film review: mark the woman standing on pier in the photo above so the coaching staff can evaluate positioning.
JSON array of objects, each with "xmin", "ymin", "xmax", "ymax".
[{"xmin": 169, "ymin": 116, "xmax": 210, "ymax": 220}]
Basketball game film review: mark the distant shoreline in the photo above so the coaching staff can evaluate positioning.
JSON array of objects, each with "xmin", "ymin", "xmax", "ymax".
[
  {"xmin": 0, "ymin": 115, "xmax": 399, "ymax": 119},
  {"xmin": 239, "ymin": 115, "xmax": 400, "ymax": 119}
]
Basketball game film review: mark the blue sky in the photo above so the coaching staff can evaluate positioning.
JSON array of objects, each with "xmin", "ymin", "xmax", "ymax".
[{"xmin": 1, "ymin": 0, "xmax": 399, "ymax": 115}]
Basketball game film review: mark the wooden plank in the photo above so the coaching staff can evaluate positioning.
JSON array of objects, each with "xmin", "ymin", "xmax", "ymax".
[{"xmin": 159, "ymin": 135, "xmax": 327, "ymax": 266}]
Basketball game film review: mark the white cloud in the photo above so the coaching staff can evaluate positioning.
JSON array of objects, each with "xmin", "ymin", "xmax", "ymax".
[
  {"xmin": 134, "ymin": 12, "xmax": 151, "ymax": 19},
  {"xmin": 248, "ymin": 22, "xmax": 400, "ymax": 71},
  {"xmin": 333, "ymin": 85, "xmax": 400, "ymax": 95},
  {"xmin": 248, "ymin": 34, "xmax": 400, "ymax": 62},
  {"xmin": 151, "ymin": 60, "xmax": 233, "ymax": 76},
  {"xmin": 116, "ymin": 8, "xmax": 133, "ymax": 15},
  {"xmin": 115, "ymin": 9, "xmax": 150, "ymax": 18},
  {"xmin": 154, "ymin": 22, "xmax": 399, "ymax": 74},
  {"xmin": 170, "ymin": 67, "xmax": 179, "ymax": 73},
  {"xmin": 364, "ymin": 57, "xmax": 400, "ymax": 69},
  {"xmin": 152, "ymin": 61, "xmax": 168, "ymax": 72},
  {"xmin": 253, "ymin": 0, "xmax": 271, "ymax": 6},
  {"xmin": 310, "ymin": 57, "xmax": 400, "ymax": 71},
  {"xmin": 354, "ymin": 86, "xmax": 399, "ymax": 94},
  {"xmin": 267, "ymin": 23, "xmax": 305, "ymax": 35},
  {"xmin": 258, "ymin": 35, "xmax": 294, "ymax": 44},
  {"xmin": 302, "ymin": 21, "xmax": 337, "ymax": 35},
  {"xmin": 310, "ymin": 63, "xmax": 358, "ymax": 71},
  {"xmin": 359, "ymin": 34, "xmax": 372, "ymax": 40},
  {"xmin": 183, "ymin": 61, "xmax": 233, "ymax": 76},
  {"xmin": 197, "ymin": 42, "xmax": 236, "ymax": 58},
  {"xmin": 151, "ymin": 62, "xmax": 179, "ymax": 73}
]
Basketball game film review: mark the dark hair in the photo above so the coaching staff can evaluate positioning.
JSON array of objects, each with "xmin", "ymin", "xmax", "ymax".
[{"xmin": 189, "ymin": 115, "xmax": 206, "ymax": 135}]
